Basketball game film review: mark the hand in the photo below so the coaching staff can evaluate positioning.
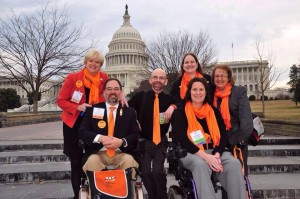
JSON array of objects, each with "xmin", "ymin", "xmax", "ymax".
[
  {"xmin": 164, "ymin": 106, "xmax": 175, "ymax": 122},
  {"xmin": 205, "ymin": 153, "xmax": 223, "ymax": 172},
  {"xmin": 102, "ymin": 136, "xmax": 122, "ymax": 149},
  {"xmin": 119, "ymin": 92, "xmax": 128, "ymax": 107},
  {"xmin": 77, "ymin": 103, "xmax": 91, "ymax": 112},
  {"xmin": 101, "ymin": 136, "xmax": 113, "ymax": 145}
]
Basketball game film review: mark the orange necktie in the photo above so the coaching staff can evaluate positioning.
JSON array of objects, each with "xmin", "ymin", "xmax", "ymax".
[
  {"xmin": 153, "ymin": 94, "xmax": 161, "ymax": 145},
  {"xmin": 106, "ymin": 106, "xmax": 115, "ymax": 157}
]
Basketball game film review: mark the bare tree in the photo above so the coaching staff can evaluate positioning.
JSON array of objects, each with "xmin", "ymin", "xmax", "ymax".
[
  {"xmin": 144, "ymin": 30, "xmax": 217, "ymax": 93},
  {"xmin": 0, "ymin": 2, "xmax": 91, "ymax": 113},
  {"xmin": 253, "ymin": 35, "xmax": 282, "ymax": 117}
]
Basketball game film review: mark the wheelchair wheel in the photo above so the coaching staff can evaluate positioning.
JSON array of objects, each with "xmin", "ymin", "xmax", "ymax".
[
  {"xmin": 168, "ymin": 185, "xmax": 184, "ymax": 199},
  {"xmin": 79, "ymin": 185, "xmax": 89, "ymax": 199},
  {"xmin": 135, "ymin": 186, "xmax": 144, "ymax": 199}
]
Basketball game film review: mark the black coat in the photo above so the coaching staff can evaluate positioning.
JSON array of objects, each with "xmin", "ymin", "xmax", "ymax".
[{"xmin": 79, "ymin": 102, "xmax": 140, "ymax": 158}]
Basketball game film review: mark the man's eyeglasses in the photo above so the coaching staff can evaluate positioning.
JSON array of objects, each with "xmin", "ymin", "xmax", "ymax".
[
  {"xmin": 214, "ymin": 75, "xmax": 228, "ymax": 79},
  {"xmin": 151, "ymin": 76, "xmax": 166, "ymax": 81},
  {"xmin": 105, "ymin": 87, "xmax": 121, "ymax": 91}
]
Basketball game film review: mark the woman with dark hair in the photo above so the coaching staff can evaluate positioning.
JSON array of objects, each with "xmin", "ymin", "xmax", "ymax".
[
  {"xmin": 170, "ymin": 52, "xmax": 215, "ymax": 103},
  {"xmin": 172, "ymin": 77, "xmax": 246, "ymax": 199},
  {"xmin": 212, "ymin": 65, "xmax": 253, "ymax": 176}
]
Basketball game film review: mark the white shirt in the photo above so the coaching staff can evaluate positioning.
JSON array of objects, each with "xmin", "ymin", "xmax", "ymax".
[{"xmin": 93, "ymin": 103, "xmax": 119, "ymax": 144}]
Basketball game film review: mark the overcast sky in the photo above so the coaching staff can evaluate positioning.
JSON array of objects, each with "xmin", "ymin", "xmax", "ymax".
[{"xmin": 1, "ymin": 0, "xmax": 300, "ymax": 88}]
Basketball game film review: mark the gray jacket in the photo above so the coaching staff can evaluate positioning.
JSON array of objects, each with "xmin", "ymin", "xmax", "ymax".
[{"xmin": 227, "ymin": 85, "xmax": 253, "ymax": 145}]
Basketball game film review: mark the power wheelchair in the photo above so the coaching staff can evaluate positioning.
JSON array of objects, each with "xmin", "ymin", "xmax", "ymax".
[
  {"xmin": 78, "ymin": 138, "xmax": 145, "ymax": 199},
  {"xmin": 166, "ymin": 141, "xmax": 253, "ymax": 199}
]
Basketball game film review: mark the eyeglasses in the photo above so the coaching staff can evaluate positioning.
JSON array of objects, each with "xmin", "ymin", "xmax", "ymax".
[
  {"xmin": 105, "ymin": 87, "xmax": 121, "ymax": 91},
  {"xmin": 151, "ymin": 76, "xmax": 166, "ymax": 81},
  {"xmin": 214, "ymin": 75, "xmax": 228, "ymax": 79}
]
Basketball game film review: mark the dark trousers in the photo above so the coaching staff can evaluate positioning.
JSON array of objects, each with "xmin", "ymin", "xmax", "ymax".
[
  {"xmin": 70, "ymin": 157, "xmax": 83, "ymax": 199},
  {"xmin": 63, "ymin": 120, "xmax": 83, "ymax": 199},
  {"xmin": 139, "ymin": 136, "xmax": 168, "ymax": 199}
]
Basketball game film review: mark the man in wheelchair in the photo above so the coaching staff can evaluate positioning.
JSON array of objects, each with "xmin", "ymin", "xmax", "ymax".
[
  {"xmin": 170, "ymin": 78, "xmax": 246, "ymax": 199},
  {"xmin": 78, "ymin": 78, "xmax": 141, "ymax": 198}
]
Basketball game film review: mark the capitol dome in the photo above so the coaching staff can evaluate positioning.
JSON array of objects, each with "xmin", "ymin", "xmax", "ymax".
[
  {"xmin": 112, "ymin": 14, "xmax": 142, "ymax": 41},
  {"xmin": 104, "ymin": 5, "xmax": 148, "ymax": 96}
]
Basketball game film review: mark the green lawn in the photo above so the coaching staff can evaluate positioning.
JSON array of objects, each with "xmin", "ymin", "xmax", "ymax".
[{"xmin": 250, "ymin": 100, "xmax": 300, "ymax": 121}]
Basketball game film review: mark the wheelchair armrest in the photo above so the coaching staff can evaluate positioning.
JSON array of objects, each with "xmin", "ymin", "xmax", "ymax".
[
  {"xmin": 167, "ymin": 142, "xmax": 188, "ymax": 178},
  {"xmin": 176, "ymin": 147, "xmax": 187, "ymax": 158},
  {"xmin": 168, "ymin": 142, "xmax": 188, "ymax": 158},
  {"xmin": 133, "ymin": 137, "xmax": 145, "ymax": 159}
]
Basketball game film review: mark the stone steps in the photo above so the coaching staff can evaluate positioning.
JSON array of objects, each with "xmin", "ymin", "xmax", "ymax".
[
  {"xmin": 0, "ymin": 150, "xmax": 68, "ymax": 164},
  {"xmin": 0, "ymin": 140, "xmax": 63, "ymax": 152},
  {"xmin": 259, "ymin": 136, "xmax": 300, "ymax": 145},
  {"xmin": 248, "ymin": 156, "xmax": 300, "ymax": 174},
  {"xmin": 0, "ymin": 135, "xmax": 299, "ymax": 199},
  {"xmin": 248, "ymin": 145, "xmax": 300, "ymax": 156},
  {"xmin": 1, "ymin": 155, "xmax": 298, "ymax": 184},
  {"xmin": 1, "ymin": 145, "xmax": 299, "ymax": 166},
  {"xmin": 0, "ymin": 162, "xmax": 70, "ymax": 183},
  {"xmin": 248, "ymin": 173, "xmax": 300, "ymax": 198},
  {"xmin": 1, "ymin": 173, "xmax": 299, "ymax": 199}
]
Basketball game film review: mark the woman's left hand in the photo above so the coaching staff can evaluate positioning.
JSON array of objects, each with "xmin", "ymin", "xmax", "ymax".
[
  {"xmin": 119, "ymin": 91, "xmax": 128, "ymax": 107},
  {"xmin": 212, "ymin": 152, "xmax": 223, "ymax": 172},
  {"xmin": 204, "ymin": 153, "xmax": 223, "ymax": 172}
]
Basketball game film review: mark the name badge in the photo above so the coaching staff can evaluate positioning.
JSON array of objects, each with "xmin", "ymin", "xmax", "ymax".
[
  {"xmin": 93, "ymin": 108, "xmax": 105, "ymax": 119},
  {"xmin": 190, "ymin": 130, "xmax": 206, "ymax": 146},
  {"xmin": 71, "ymin": 91, "xmax": 83, "ymax": 104}
]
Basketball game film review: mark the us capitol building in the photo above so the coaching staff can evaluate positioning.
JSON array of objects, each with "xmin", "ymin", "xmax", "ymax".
[
  {"xmin": 0, "ymin": 5, "xmax": 290, "ymax": 111},
  {"xmin": 103, "ymin": 5, "xmax": 148, "ymax": 95}
]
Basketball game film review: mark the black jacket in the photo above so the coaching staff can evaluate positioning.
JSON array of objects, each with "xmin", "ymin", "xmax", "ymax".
[{"xmin": 79, "ymin": 102, "xmax": 140, "ymax": 157}]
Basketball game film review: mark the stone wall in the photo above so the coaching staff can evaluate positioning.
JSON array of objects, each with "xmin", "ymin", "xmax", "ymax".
[
  {"xmin": 0, "ymin": 112, "xmax": 61, "ymax": 128},
  {"xmin": 263, "ymin": 119, "xmax": 300, "ymax": 136}
]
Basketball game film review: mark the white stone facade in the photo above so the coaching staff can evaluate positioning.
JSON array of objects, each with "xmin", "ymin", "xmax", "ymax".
[{"xmin": 0, "ymin": 78, "xmax": 61, "ymax": 105}]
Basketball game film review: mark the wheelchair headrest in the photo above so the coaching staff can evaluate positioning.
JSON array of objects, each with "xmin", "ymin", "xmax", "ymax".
[{"xmin": 253, "ymin": 116, "xmax": 264, "ymax": 136}]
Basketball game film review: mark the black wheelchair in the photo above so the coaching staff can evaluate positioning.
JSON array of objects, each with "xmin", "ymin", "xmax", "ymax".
[
  {"xmin": 78, "ymin": 139, "xmax": 145, "ymax": 199},
  {"xmin": 166, "ymin": 142, "xmax": 253, "ymax": 199}
]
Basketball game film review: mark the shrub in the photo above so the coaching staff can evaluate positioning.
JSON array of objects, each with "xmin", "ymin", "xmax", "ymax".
[
  {"xmin": 284, "ymin": 95, "xmax": 290, "ymax": 100},
  {"xmin": 249, "ymin": 95, "xmax": 256, "ymax": 101},
  {"xmin": 261, "ymin": 96, "xmax": 268, "ymax": 101},
  {"xmin": 275, "ymin": 94, "xmax": 285, "ymax": 100}
]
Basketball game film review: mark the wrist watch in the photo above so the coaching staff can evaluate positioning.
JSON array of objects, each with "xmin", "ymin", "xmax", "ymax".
[{"xmin": 122, "ymin": 138, "xmax": 127, "ymax": 147}]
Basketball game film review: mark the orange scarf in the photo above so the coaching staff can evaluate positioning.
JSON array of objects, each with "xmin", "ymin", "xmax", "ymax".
[
  {"xmin": 180, "ymin": 72, "xmax": 203, "ymax": 99},
  {"xmin": 213, "ymin": 83, "xmax": 232, "ymax": 130},
  {"xmin": 185, "ymin": 101, "xmax": 220, "ymax": 151},
  {"xmin": 83, "ymin": 68, "xmax": 101, "ymax": 105}
]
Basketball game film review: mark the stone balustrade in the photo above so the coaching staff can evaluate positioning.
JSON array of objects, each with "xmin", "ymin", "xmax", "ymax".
[{"xmin": 263, "ymin": 119, "xmax": 300, "ymax": 137}]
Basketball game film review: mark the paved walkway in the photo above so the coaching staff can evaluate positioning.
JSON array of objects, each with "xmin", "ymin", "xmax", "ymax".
[{"xmin": 0, "ymin": 121, "xmax": 63, "ymax": 141}]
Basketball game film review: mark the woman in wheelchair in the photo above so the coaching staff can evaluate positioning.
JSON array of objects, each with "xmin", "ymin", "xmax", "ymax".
[{"xmin": 171, "ymin": 77, "xmax": 246, "ymax": 199}]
